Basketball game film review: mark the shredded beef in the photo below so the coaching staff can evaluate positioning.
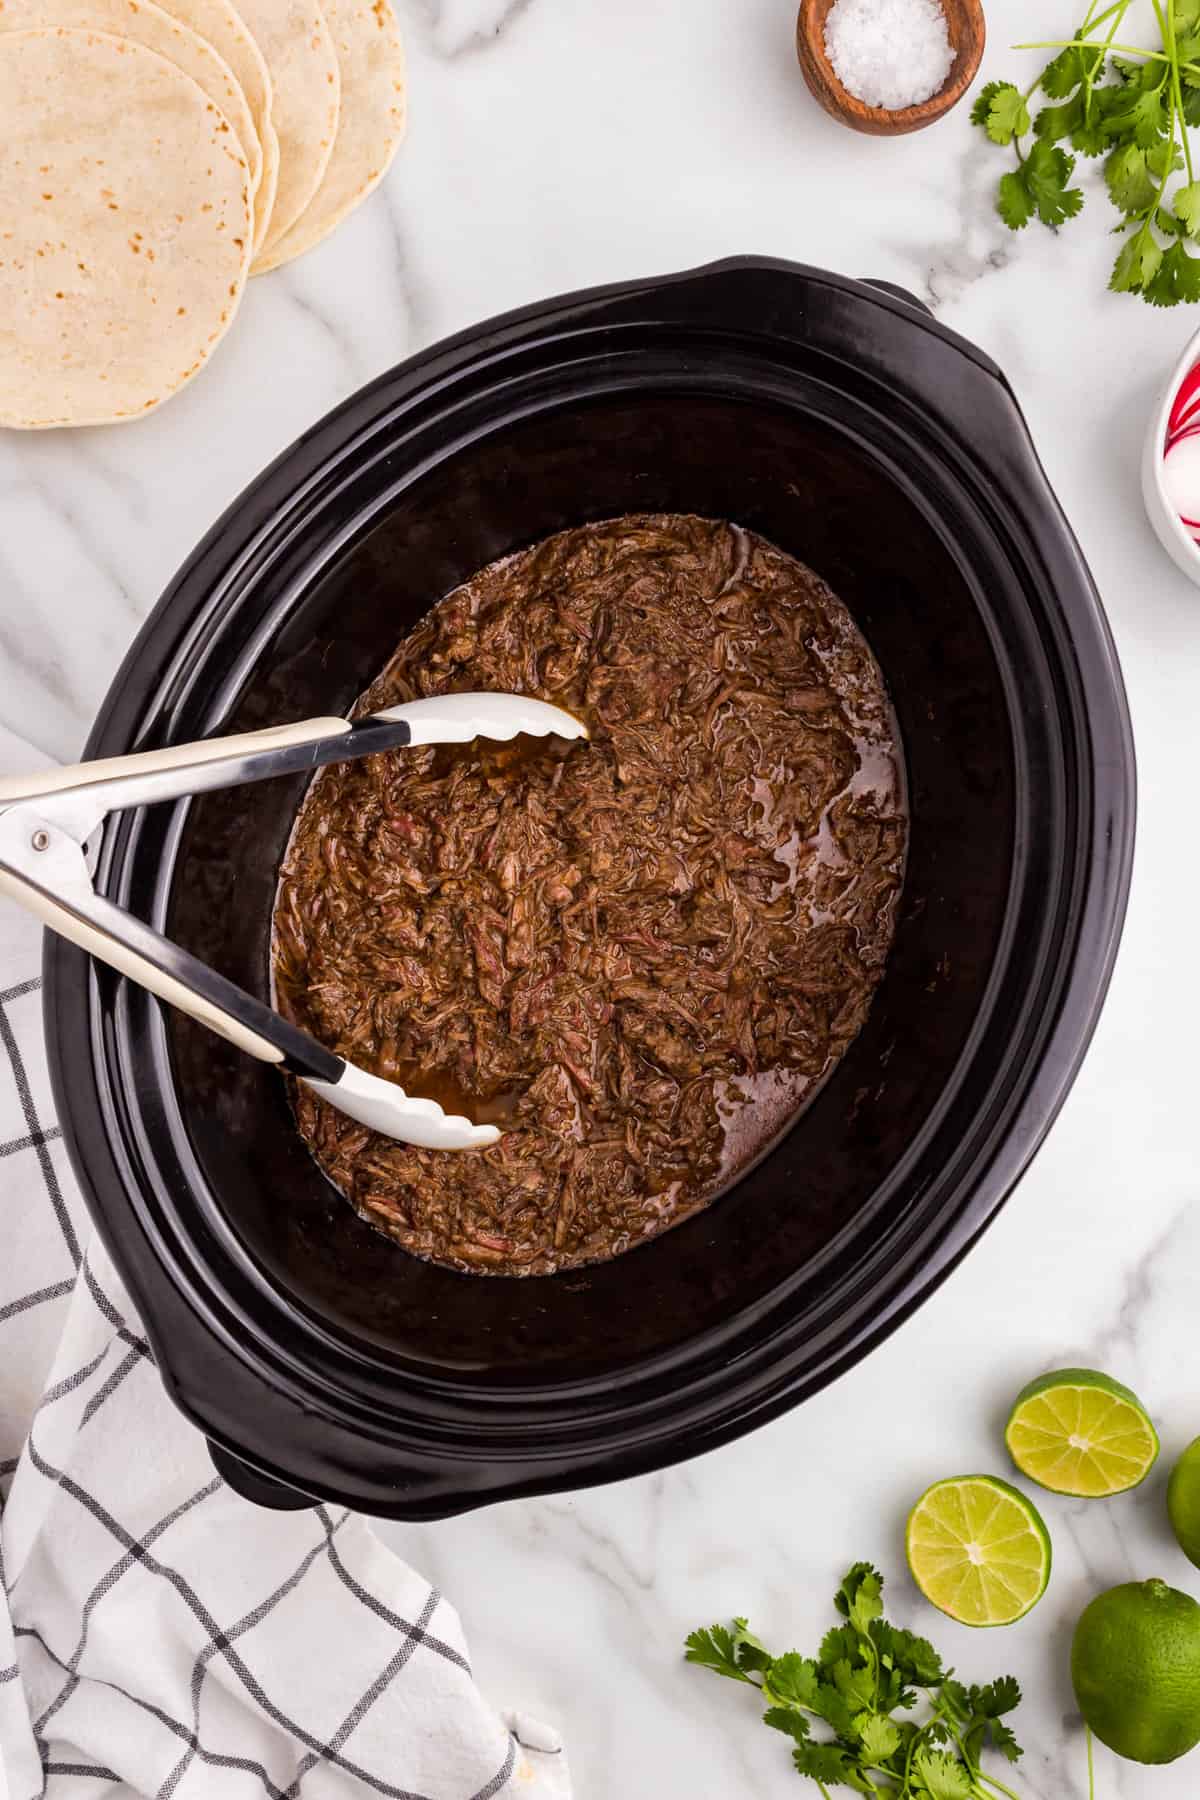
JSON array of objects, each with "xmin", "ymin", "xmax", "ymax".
[{"xmin": 272, "ymin": 514, "xmax": 907, "ymax": 1275}]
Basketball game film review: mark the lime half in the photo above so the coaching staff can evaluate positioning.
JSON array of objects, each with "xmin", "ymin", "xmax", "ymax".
[
  {"xmin": 906, "ymin": 1474, "xmax": 1051, "ymax": 1627},
  {"xmin": 1005, "ymin": 1368, "xmax": 1159, "ymax": 1497}
]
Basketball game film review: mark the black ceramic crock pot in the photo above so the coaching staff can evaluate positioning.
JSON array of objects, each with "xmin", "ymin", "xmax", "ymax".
[{"xmin": 45, "ymin": 258, "xmax": 1134, "ymax": 1518}]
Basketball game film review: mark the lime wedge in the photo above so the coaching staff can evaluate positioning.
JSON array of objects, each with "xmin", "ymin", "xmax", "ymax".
[
  {"xmin": 1005, "ymin": 1368, "xmax": 1159, "ymax": 1498},
  {"xmin": 906, "ymin": 1474, "xmax": 1051, "ymax": 1627}
]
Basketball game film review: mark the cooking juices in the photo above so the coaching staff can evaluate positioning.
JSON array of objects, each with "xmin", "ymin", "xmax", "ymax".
[{"xmin": 272, "ymin": 514, "xmax": 908, "ymax": 1275}]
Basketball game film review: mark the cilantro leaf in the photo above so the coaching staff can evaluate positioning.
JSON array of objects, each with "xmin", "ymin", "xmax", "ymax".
[
  {"xmin": 819, "ymin": 1623, "xmax": 860, "ymax": 1672},
  {"xmin": 835, "ymin": 1563, "xmax": 884, "ymax": 1623},
  {"xmin": 873, "ymin": 1664, "xmax": 914, "ymax": 1715},
  {"xmin": 939, "ymin": 1679, "xmax": 970, "ymax": 1721},
  {"xmin": 997, "ymin": 169, "xmax": 1034, "ymax": 228},
  {"xmin": 1106, "ymin": 140, "xmax": 1157, "ymax": 214},
  {"xmin": 858, "ymin": 1714, "xmax": 902, "ymax": 1763},
  {"xmin": 1072, "ymin": 109, "xmax": 1111, "ymax": 156},
  {"xmin": 913, "ymin": 1748, "xmax": 974, "ymax": 1799},
  {"xmin": 1149, "ymin": 138, "xmax": 1185, "ymax": 179},
  {"xmin": 1110, "ymin": 224, "xmax": 1164, "ymax": 292},
  {"xmin": 1079, "ymin": 42, "xmax": 1106, "ymax": 81},
  {"xmin": 970, "ymin": 79, "xmax": 1005, "ymax": 126},
  {"xmin": 831, "ymin": 1656, "xmax": 875, "ymax": 1714},
  {"xmin": 1035, "ymin": 93, "xmax": 1085, "ymax": 144},
  {"xmin": 1176, "ymin": 179, "xmax": 1200, "ymax": 235},
  {"xmin": 971, "ymin": 1675, "xmax": 1021, "ymax": 1718},
  {"xmin": 959, "ymin": 1676, "xmax": 1025, "ymax": 1767},
  {"xmin": 1024, "ymin": 140, "xmax": 1085, "ymax": 226},
  {"xmin": 1042, "ymin": 40, "xmax": 1104, "ymax": 96},
  {"xmin": 1145, "ymin": 238, "xmax": 1200, "ymax": 303},
  {"xmin": 972, "ymin": 80, "xmax": 1031, "ymax": 144},
  {"xmin": 1178, "ymin": 30, "xmax": 1200, "ymax": 80},
  {"xmin": 1041, "ymin": 45, "xmax": 1085, "ymax": 97},
  {"xmin": 810, "ymin": 1681, "xmax": 858, "ymax": 1739},
  {"xmin": 996, "ymin": 142, "xmax": 1083, "ymax": 232},
  {"xmin": 762, "ymin": 1704, "xmax": 811, "ymax": 1743},
  {"xmin": 1102, "ymin": 77, "xmax": 1169, "ymax": 148},
  {"xmin": 684, "ymin": 1623, "xmax": 752, "ymax": 1682},
  {"xmin": 1112, "ymin": 54, "xmax": 1160, "ymax": 87},
  {"xmin": 792, "ymin": 1740, "xmax": 861, "ymax": 1791},
  {"xmin": 1103, "ymin": 137, "xmax": 1181, "ymax": 222},
  {"xmin": 988, "ymin": 1718, "xmax": 1023, "ymax": 1763},
  {"xmin": 873, "ymin": 1622, "xmax": 945, "ymax": 1687},
  {"xmin": 763, "ymin": 1652, "xmax": 820, "ymax": 1710},
  {"xmin": 851, "ymin": 1586, "xmax": 883, "ymax": 1638},
  {"xmin": 730, "ymin": 1617, "xmax": 772, "ymax": 1677}
]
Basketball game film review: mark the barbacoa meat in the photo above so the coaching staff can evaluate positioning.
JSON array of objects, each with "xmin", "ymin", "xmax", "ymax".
[{"xmin": 272, "ymin": 514, "xmax": 907, "ymax": 1276}]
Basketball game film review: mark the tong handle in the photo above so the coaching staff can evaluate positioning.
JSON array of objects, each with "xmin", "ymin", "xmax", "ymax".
[
  {"xmin": 0, "ymin": 807, "xmax": 498, "ymax": 1148},
  {"xmin": 0, "ymin": 695, "xmax": 584, "ymax": 827},
  {"xmin": 0, "ymin": 718, "xmax": 348, "ymax": 806},
  {"xmin": 0, "ymin": 716, "xmax": 417, "ymax": 831},
  {"xmin": 0, "ymin": 690, "xmax": 585, "ymax": 1150},
  {"xmin": 0, "ymin": 805, "xmax": 339, "ymax": 1074}
]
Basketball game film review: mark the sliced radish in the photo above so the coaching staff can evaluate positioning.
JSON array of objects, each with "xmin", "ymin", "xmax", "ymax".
[
  {"xmin": 1169, "ymin": 360, "xmax": 1200, "ymax": 437},
  {"xmin": 1163, "ymin": 431, "xmax": 1200, "ymax": 526},
  {"xmin": 1168, "ymin": 417, "xmax": 1200, "ymax": 455},
  {"xmin": 1168, "ymin": 410, "xmax": 1200, "ymax": 452},
  {"xmin": 1170, "ymin": 399, "xmax": 1200, "ymax": 443}
]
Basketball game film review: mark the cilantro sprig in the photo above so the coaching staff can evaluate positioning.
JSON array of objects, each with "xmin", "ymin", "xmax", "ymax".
[
  {"xmin": 685, "ymin": 1565, "xmax": 1025, "ymax": 1799},
  {"xmin": 973, "ymin": 0, "xmax": 1200, "ymax": 303}
]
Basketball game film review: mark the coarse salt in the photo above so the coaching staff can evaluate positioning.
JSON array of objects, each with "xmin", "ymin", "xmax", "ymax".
[{"xmin": 824, "ymin": 0, "xmax": 956, "ymax": 110}]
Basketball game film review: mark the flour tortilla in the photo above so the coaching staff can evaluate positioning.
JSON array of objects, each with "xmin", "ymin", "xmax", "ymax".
[
  {"xmin": 253, "ymin": 0, "xmax": 404, "ymax": 272},
  {"xmin": 0, "ymin": 28, "xmax": 254, "ymax": 428},
  {"xmin": 250, "ymin": 110, "xmax": 280, "ymax": 248},
  {"xmin": 143, "ymin": 0, "xmax": 279, "ymax": 247},
  {"xmin": 0, "ymin": 0, "xmax": 261, "ymax": 197},
  {"xmin": 237, "ymin": 0, "xmax": 340, "ymax": 255}
]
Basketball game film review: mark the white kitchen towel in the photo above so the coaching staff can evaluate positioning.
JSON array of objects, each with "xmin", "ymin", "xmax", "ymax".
[{"xmin": 0, "ymin": 724, "xmax": 570, "ymax": 1800}]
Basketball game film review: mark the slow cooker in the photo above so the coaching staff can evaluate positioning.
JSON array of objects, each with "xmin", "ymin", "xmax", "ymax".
[{"xmin": 45, "ymin": 258, "xmax": 1135, "ymax": 1517}]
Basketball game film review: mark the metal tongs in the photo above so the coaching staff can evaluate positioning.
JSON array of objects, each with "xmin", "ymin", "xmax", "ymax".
[{"xmin": 0, "ymin": 693, "xmax": 587, "ymax": 1151}]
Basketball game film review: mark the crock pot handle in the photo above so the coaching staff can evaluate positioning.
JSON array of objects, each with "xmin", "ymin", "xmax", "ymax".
[
  {"xmin": 638, "ymin": 260, "xmax": 1016, "ymax": 448},
  {"xmin": 861, "ymin": 278, "xmax": 934, "ymax": 317},
  {"xmin": 207, "ymin": 1441, "xmax": 319, "ymax": 1510}
]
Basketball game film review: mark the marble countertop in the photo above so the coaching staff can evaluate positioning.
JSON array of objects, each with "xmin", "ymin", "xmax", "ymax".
[{"xmin": 4, "ymin": 0, "xmax": 1200, "ymax": 1792}]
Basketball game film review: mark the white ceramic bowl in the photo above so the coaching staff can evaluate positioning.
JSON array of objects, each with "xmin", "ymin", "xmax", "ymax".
[{"xmin": 1143, "ymin": 322, "xmax": 1200, "ymax": 585}]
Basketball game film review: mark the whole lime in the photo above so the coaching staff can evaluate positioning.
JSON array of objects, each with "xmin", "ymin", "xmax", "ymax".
[
  {"xmin": 1168, "ymin": 1438, "xmax": 1200, "ymax": 1569},
  {"xmin": 1071, "ymin": 1579, "xmax": 1200, "ymax": 1763}
]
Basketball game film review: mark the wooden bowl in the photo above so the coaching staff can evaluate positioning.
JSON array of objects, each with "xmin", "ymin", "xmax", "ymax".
[{"xmin": 796, "ymin": 0, "xmax": 985, "ymax": 135}]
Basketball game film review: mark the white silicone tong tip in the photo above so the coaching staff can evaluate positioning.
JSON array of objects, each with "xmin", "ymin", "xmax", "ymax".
[
  {"xmin": 302, "ymin": 1063, "xmax": 501, "ymax": 1152},
  {"xmin": 378, "ymin": 692, "xmax": 588, "ymax": 747}
]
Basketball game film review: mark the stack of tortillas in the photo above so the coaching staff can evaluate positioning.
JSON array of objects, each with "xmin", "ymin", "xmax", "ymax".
[{"xmin": 0, "ymin": 0, "xmax": 405, "ymax": 427}]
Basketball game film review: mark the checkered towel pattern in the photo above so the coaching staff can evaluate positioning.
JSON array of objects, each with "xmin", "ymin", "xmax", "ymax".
[{"xmin": 0, "ymin": 727, "xmax": 570, "ymax": 1800}]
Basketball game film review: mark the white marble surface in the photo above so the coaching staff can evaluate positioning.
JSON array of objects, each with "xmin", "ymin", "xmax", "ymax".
[{"xmin": 4, "ymin": 0, "xmax": 1200, "ymax": 1793}]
